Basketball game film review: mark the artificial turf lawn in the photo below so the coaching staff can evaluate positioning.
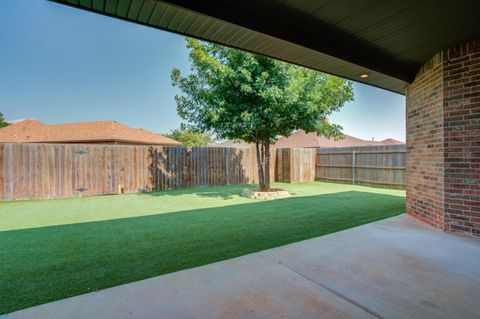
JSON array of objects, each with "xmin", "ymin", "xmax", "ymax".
[{"xmin": 0, "ymin": 182, "xmax": 405, "ymax": 314}]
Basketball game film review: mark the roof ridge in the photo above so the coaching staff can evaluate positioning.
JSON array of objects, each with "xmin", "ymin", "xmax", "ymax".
[{"xmin": 47, "ymin": 120, "xmax": 118, "ymax": 126}]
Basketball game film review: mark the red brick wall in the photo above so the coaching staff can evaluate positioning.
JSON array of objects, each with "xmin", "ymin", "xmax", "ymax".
[
  {"xmin": 406, "ymin": 40, "xmax": 480, "ymax": 237},
  {"xmin": 406, "ymin": 53, "xmax": 446, "ymax": 229},
  {"xmin": 443, "ymin": 41, "xmax": 480, "ymax": 236}
]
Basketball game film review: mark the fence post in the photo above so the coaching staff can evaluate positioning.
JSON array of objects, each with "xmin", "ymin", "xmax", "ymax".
[
  {"xmin": 0, "ymin": 144, "xmax": 4, "ymax": 200},
  {"xmin": 352, "ymin": 150, "xmax": 356, "ymax": 184}
]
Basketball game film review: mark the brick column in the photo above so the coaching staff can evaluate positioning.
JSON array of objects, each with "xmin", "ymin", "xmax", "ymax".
[{"xmin": 406, "ymin": 40, "xmax": 480, "ymax": 237}]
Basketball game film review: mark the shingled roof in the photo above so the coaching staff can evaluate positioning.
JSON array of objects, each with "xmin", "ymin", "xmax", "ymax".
[
  {"xmin": 274, "ymin": 130, "xmax": 404, "ymax": 148},
  {"xmin": 379, "ymin": 138, "xmax": 405, "ymax": 146},
  {"xmin": 0, "ymin": 120, "xmax": 180, "ymax": 146}
]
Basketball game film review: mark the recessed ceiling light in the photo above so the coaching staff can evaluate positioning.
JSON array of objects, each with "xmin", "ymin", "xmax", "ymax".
[{"xmin": 359, "ymin": 73, "xmax": 369, "ymax": 78}]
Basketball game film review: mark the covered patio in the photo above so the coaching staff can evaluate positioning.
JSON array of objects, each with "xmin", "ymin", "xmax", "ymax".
[
  {"xmin": 5, "ymin": 1, "xmax": 477, "ymax": 318},
  {"xmin": 4, "ymin": 215, "xmax": 480, "ymax": 319}
]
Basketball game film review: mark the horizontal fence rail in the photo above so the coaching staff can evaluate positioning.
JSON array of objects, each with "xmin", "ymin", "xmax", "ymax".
[{"xmin": 315, "ymin": 145, "xmax": 405, "ymax": 189}]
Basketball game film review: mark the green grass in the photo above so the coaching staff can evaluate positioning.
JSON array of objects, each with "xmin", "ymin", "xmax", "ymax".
[{"xmin": 0, "ymin": 182, "xmax": 405, "ymax": 314}]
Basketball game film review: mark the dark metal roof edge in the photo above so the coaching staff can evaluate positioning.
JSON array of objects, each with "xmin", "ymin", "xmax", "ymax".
[{"xmin": 48, "ymin": 0, "xmax": 407, "ymax": 95}]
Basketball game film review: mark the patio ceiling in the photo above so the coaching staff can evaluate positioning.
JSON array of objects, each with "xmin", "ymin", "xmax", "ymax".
[{"xmin": 51, "ymin": 0, "xmax": 480, "ymax": 94}]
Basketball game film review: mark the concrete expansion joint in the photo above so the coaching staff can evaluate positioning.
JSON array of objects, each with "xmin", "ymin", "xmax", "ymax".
[{"xmin": 260, "ymin": 252, "xmax": 385, "ymax": 319}]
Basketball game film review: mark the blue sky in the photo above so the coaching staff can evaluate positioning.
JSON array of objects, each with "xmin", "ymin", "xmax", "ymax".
[{"xmin": 0, "ymin": 0, "xmax": 405, "ymax": 141}]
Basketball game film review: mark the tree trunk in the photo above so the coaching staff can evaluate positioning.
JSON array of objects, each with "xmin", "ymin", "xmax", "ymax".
[
  {"xmin": 264, "ymin": 140, "xmax": 271, "ymax": 191},
  {"xmin": 255, "ymin": 142, "xmax": 265, "ymax": 191},
  {"xmin": 255, "ymin": 140, "xmax": 270, "ymax": 192}
]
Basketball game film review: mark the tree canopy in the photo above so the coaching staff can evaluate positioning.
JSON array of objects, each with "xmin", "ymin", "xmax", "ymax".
[
  {"xmin": 171, "ymin": 38, "xmax": 354, "ymax": 190},
  {"xmin": 0, "ymin": 113, "xmax": 9, "ymax": 128},
  {"xmin": 164, "ymin": 124, "xmax": 213, "ymax": 147}
]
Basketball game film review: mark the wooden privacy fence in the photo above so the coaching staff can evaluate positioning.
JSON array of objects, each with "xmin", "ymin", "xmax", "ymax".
[
  {"xmin": 0, "ymin": 142, "xmax": 402, "ymax": 200},
  {"xmin": 0, "ymin": 143, "xmax": 265, "ymax": 200},
  {"xmin": 0, "ymin": 143, "xmax": 295, "ymax": 200},
  {"xmin": 276, "ymin": 148, "xmax": 316, "ymax": 183},
  {"xmin": 315, "ymin": 145, "xmax": 405, "ymax": 188},
  {"xmin": 150, "ymin": 146, "xmax": 263, "ymax": 190}
]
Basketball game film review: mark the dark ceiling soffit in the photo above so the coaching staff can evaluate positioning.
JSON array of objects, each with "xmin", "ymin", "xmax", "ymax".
[
  {"xmin": 160, "ymin": 0, "xmax": 417, "ymax": 83},
  {"xmin": 48, "ymin": 0, "xmax": 408, "ymax": 94}
]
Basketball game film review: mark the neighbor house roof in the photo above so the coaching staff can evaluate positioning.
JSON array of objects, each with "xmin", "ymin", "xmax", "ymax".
[
  {"xmin": 0, "ymin": 120, "xmax": 181, "ymax": 146},
  {"xmin": 274, "ymin": 130, "xmax": 404, "ymax": 148},
  {"xmin": 209, "ymin": 131, "xmax": 404, "ymax": 149},
  {"xmin": 378, "ymin": 138, "xmax": 404, "ymax": 146}
]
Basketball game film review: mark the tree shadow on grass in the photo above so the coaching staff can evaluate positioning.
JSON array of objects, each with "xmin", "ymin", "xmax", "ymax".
[
  {"xmin": 138, "ymin": 183, "xmax": 297, "ymax": 200},
  {"xmin": 0, "ymin": 191, "xmax": 405, "ymax": 315},
  {"xmin": 139, "ymin": 183, "xmax": 257, "ymax": 200}
]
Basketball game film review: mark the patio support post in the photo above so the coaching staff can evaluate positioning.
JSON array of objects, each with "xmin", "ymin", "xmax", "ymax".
[{"xmin": 405, "ymin": 40, "xmax": 480, "ymax": 237}]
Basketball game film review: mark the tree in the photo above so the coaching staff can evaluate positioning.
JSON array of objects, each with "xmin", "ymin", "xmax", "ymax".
[
  {"xmin": 172, "ymin": 39, "xmax": 353, "ymax": 191},
  {"xmin": 0, "ymin": 113, "xmax": 9, "ymax": 128},
  {"xmin": 164, "ymin": 124, "xmax": 213, "ymax": 147}
]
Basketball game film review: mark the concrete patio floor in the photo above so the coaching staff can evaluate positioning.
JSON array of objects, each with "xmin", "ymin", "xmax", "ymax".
[{"xmin": 4, "ymin": 214, "xmax": 480, "ymax": 319}]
